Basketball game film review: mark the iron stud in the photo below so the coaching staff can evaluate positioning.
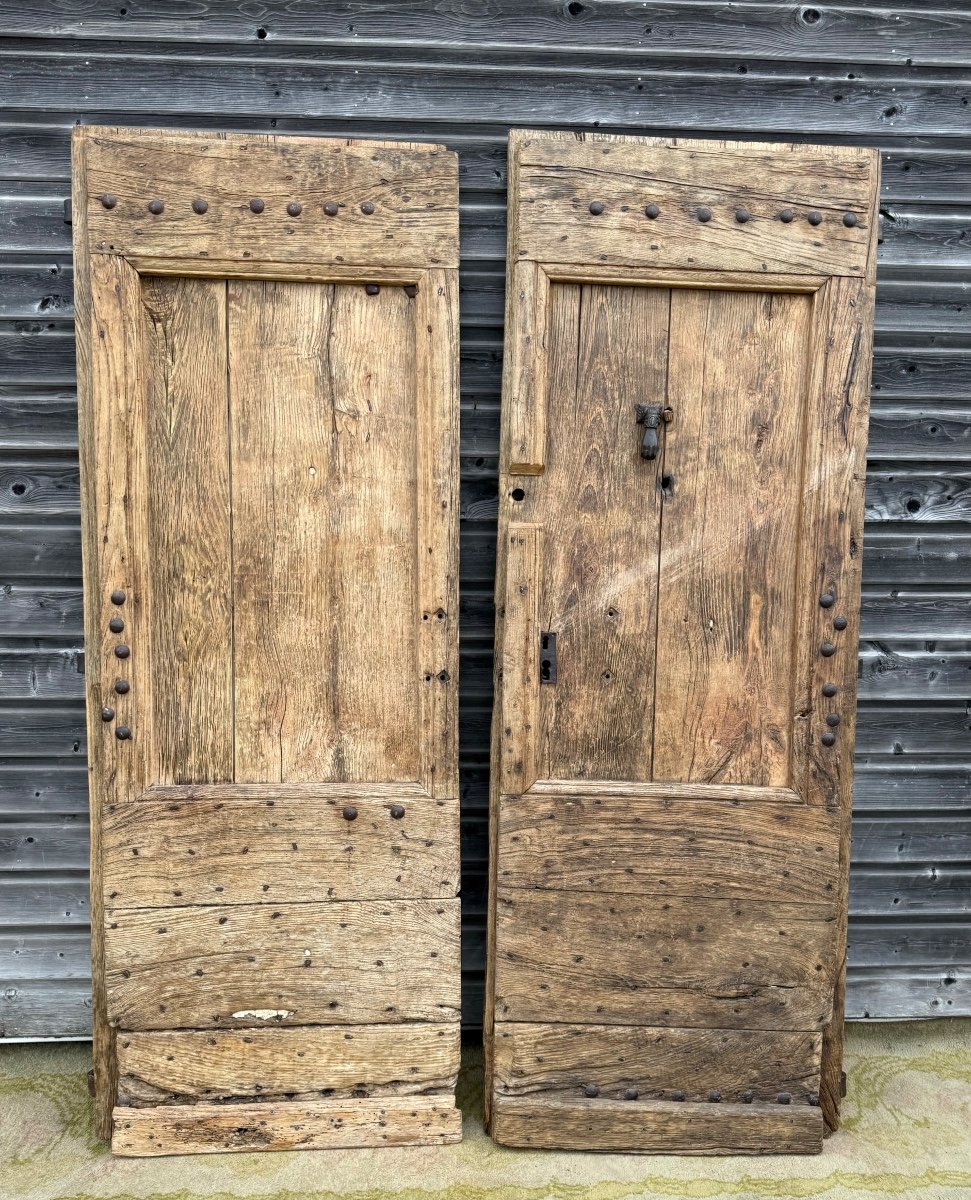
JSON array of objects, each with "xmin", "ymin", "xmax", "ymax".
[
  {"xmin": 833, "ymin": 615, "xmax": 848, "ymax": 630},
  {"xmin": 110, "ymin": 590, "xmax": 126, "ymax": 605},
  {"xmin": 645, "ymin": 203, "xmax": 660, "ymax": 219},
  {"xmin": 115, "ymin": 725, "xmax": 132, "ymax": 740},
  {"xmin": 826, "ymin": 713, "xmax": 841, "ymax": 727},
  {"xmin": 624, "ymin": 1087, "xmax": 639, "ymax": 1100},
  {"xmin": 100, "ymin": 194, "xmax": 118, "ymax": 210},
  {"xmin": 697, "ymin": 206, "xmax": 713, "ymax": 222},
  {"xmin": 820, "ymin": 642, "xmax": 837, "ymax": 657},
  {"xmin": 365, "ymin": 283, "xmax": 380, "ymax": 296},
  {"xmin": 807, "ymin": 211, "xmax": 823, "ymax": 226},
  {"xmin": 820, "ymin": 592, "xmax": 835, "ymax": 608},
  {"xmin": 822, "ymin": 683, "xmax": 838, "ymax": 697},
  {"xmin": 741, "ymin": 1090, "xmax": 754, "ymax": 1103},
  {"xmin": 390, "ymin": 805, "xmax": 406, "ymax": 819},
  {"xmin": 588, "ymin": 201, "xmax": 605, "ymax": 215},
  {"xmin": 147, "ymin": 200, "xmax": 164, "ymax": 215},
  {"xmin": 324, "ymin": 201, "xmax": 339, "ymax": 216},
  {"xmin": 735, "ymin": 208, "xmax": 750, "ymax": 223},
  {"xmin": 342, "ymin": 805, "xmax": 358, "ymax": 821},
  {"xmin": 249, "ymin": 198, "xmax": 265, "ymax": 214},
  {"xmin": 779, "ymin": 208, "xmax": 794, "ymax": 223},
  {"xmin": 842, "ymin": 212, "xmax": 858, "ymax": 227},
  {"xmin": 192, "ymin": 198, "xmax": 208, "ymax": 214},
  {"xmin": 361, "ymin": 201, "xmax": 375, "ymax": 215},
  {"xmin": 101, "ymin": 706, "xmax": 115, "ymax": 722},
  {"xmin": 114, "ymin": 679, "xmax": 130, "ymax": 695},
  {"xmin": 115, "ymin": 645, "xmax": 131, "ymax": 660},
  {"xmin": 287, "ymin": 201, "xmax": 302, "ymax": 217},
  {"xmin": 671, "ymin": 1089, "xmax": 686, "ymax": 1101},
  {"xmin": 777, "ymin": 1092, "xmax": 792, "ymax": 1104},
  {"xmin": 708, "ymin": 1089, "xmax": 722, "ymax": 1102},
  {"xmin": 404, "ymin": 284, "xmax": 418, "ymax": 298},
  {"xmin": 809, "ymin": 1092, "xmax": 820, "ymax": 1106},
  {"xmin": 583, "ymin": 1083, "xmax": 599, "ymax": 1097},
  {"xmin": 821, "ymin": 732, "xmax": 837, "ymax": 746},
  {"xmin": 109, "ymin": 617, "xmax": 125, "ymax": 633}
]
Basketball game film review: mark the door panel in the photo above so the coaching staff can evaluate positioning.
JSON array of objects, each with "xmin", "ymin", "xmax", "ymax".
[
  {"xmin": 73, "ymin": 127, "xmax": 461, "ymax": 1154},
  {"xmin": 487, "ymin": 130, "xmax": 879, "ymax": 1154},
  {"xmin": 654, "ymin": 288, "xmax": 812, "ymax": 786}
]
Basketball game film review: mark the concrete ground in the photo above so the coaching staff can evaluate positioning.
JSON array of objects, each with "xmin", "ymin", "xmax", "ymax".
[{"xmin": 1, "ymin": 1020, "xmax": 969, "ymax": 1200}]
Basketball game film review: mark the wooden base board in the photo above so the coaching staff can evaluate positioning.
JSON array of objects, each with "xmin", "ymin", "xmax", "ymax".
[
  {"xmin": 111, "ymin": 1095, "xmax": 462, "ymax": 1155},
  {"xmin": 490, "ymin": 1094, "xmax": 823, "ymax": 1155}
]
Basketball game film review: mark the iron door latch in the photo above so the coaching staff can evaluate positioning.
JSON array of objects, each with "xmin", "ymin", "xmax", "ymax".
[
  {"xmin": 540, "ymin": 632, "xmax": 557, "ymax": 684},
  {"xmin": 635, "ymin": 403, "xmax": 673, "ymax": 460}
]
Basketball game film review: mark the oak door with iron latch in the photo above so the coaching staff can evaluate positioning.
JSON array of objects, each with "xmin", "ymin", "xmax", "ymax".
[
  {"xmin": 486, "ymin": 130, "xmax": 879, "ymax": 1155},
  {"xmin": 73, "ymin": 127, "xmax": 461, "ymax": 1156}
]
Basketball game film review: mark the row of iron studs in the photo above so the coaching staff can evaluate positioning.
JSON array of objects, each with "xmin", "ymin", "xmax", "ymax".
[
  {"xmin": 99, "ymin": 194, "xmax": 377, "ymax": 217},
  {"xmin": 581, "ymin": 1083, "xmax": 818, "ymax": 1105},
  {"xmin": 103, "ymin": 590, "xmax": 131, "ymax": 740},
  {"xmin": 587, "ymin": 200, "xmax": 859, "ymax": 227},
  {"xmin": 819, "ymin": 591, "xmax": 848, "ymax": 749}
]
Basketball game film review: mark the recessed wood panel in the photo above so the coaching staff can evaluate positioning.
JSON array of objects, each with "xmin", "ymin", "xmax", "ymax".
[
  {"xmin": 228, "ymin": 280, "xmax": 420, "ymax": 784},
  {"xmin": 652, "ymin": 288, "xmax": 812, "ymax": 786}
]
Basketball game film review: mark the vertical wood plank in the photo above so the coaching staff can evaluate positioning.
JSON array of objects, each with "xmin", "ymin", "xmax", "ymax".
[
  {"xmin": 539, "ymin": 283, "xmax": 668, "ymax": 783},
  {"xmin": 653, "ymin": 288, "xmax": 812, "ymax": 787},
  {"xmin": 415, "ymin": 269, "xmax": 460, "ymax": 799},
  {"xmin": 499, "ymin": 524, "xmax": 543, "ymax": 795},
  {"xmin": 142, "ymin": 277, "xmax": 233, "ymax": 785},
  {"xmin": 503, "ymin": 261, "xmax": 548, "ymax": 475},
  {"xmin": 72, "ymin": 128, "xmax": 115, "ymax": 1142},
  {"xmin": 229, "ymin": 281, "xmax": 420, "ymax": 784}
]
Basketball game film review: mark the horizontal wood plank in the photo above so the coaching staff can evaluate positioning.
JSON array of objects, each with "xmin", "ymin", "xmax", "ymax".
[
  {"xmin": 104, "ymin": 792, "xmax": 458, "ymax": 904},
  {"xmin": 104, "ymin": 898, "xmax": 460, "ymax": 1029},
  {"xmin": 490, "ymin": 1093, "xmax": 823, "ymax": 1154},
  {"xmin": 497, "ymin": 793, "xmax": 839, "ymax": 904},
  {"xmin": 494, "ymin": 890, "xmax": 835, "ymax": 1030},
  {"xmin": 117, "ymin": 1022, "xmax": 460, "ymax": 1104},
  {"xmin": 493, "ymin": 1023, "xmax": 821, "ymax": 1103},
  {"xmin": 111, "ymin": 1095, "xmax": 461, "ymax": 1155},
  {"xmin": 78, "ymin": 127, "xmax": 458, "ymax": 268}
]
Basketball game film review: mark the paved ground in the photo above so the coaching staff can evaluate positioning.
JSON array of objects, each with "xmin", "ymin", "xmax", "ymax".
[{"xmin": 1, "ymin": 1020, "xmax": 969, "ymax": 1200}]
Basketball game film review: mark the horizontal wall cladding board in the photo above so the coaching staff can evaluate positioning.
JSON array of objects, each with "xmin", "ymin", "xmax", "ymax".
[
  {"xmin": 2, "ymin": 54, "xmax": 970, "ymax": 137},
  {"xmin": 0, "ymin": 3, "xmax": 969, "ymax": 68},
  {"xmin": 3, "ymin": 13, "xmax": 971, "ymax": 1040},
  {"xmin": 846, "ymin": 968, "xmax": 970, "ymax": 1019}
]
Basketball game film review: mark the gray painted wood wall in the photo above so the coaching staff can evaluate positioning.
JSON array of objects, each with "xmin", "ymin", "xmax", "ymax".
[{"xmin": 1, "ymin": 1, "xmax": 969, "ymax": 1038}]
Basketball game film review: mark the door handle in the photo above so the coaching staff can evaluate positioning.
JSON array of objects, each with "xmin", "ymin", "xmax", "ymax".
[{"xmin": 635, "ymin": 404, "xmax": 673, "ymax": 460}]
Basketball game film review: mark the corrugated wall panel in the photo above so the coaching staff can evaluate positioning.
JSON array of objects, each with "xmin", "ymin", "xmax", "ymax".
[{"xmin": 0, "ymin": 2, "xmax": 969, "ymax": 1038}]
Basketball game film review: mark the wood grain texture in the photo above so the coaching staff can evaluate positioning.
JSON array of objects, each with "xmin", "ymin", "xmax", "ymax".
[
  {"xmin": 111, "ymin": 1095, "xmax": 462, "ymax": 1155},
  {"xmin": 493, "ymin": 1023, "xmax": 821, "ymax": 1103},
  {"xmin": 79, "ymin": 127, "xmax": 459, "ymax": 269},
  {"xmin": 652, "ymin": 287, "xmax": 811, "ymax": 786},
  {"xmin": 117, "ymin": 1022, "xmax": 460, "ymax": 1104},
  {"xmin": 538, "ymin": 283, "xmax": 667, "ymax": 782},
  {"xmin": 494, "ymin": 890, "xmax": 836, "ymax": 1029},
  {"xmin": 498, "ymin": 524, "xmax": 543, "ymax": 795},
  {"xmin": 104, "ymin": 898, "xmax": 461, "ymax": 1030},
  {"xmin": 490, "ymin": 1094, "xmax": 823, "ymax": 1154},
  {"xmin": 142, "ymin": 275, "xmax": 233, "ymax": 784},
  {"xmin": 229, "ymin": 280, "xmax": 420, "ymax": 784},
  {"xmin": 496, "ymin": 792, "xmax": 839, "ymax": 903},
  {"xmin": 103, "ymin": 792, "xmax": 459, "ymax": 905}
]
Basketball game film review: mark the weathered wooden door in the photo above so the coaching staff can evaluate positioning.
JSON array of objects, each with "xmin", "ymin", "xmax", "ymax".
[
  {"xmin": 486, "ymin": 131, "xmax": 879, "ymax": 1154},
  {"xmin": 72, "ymin": 127, "xmax": 461, "ymax": 1155}
]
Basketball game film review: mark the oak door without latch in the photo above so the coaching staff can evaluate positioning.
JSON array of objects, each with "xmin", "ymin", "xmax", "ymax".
[
  {"xmin": 73, "ymin": 127, "xmax": 461, "ymax": 1156},
  {"xmin": 487, "ymin": 130, "xmax": 879, "ymax": 1155}
]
